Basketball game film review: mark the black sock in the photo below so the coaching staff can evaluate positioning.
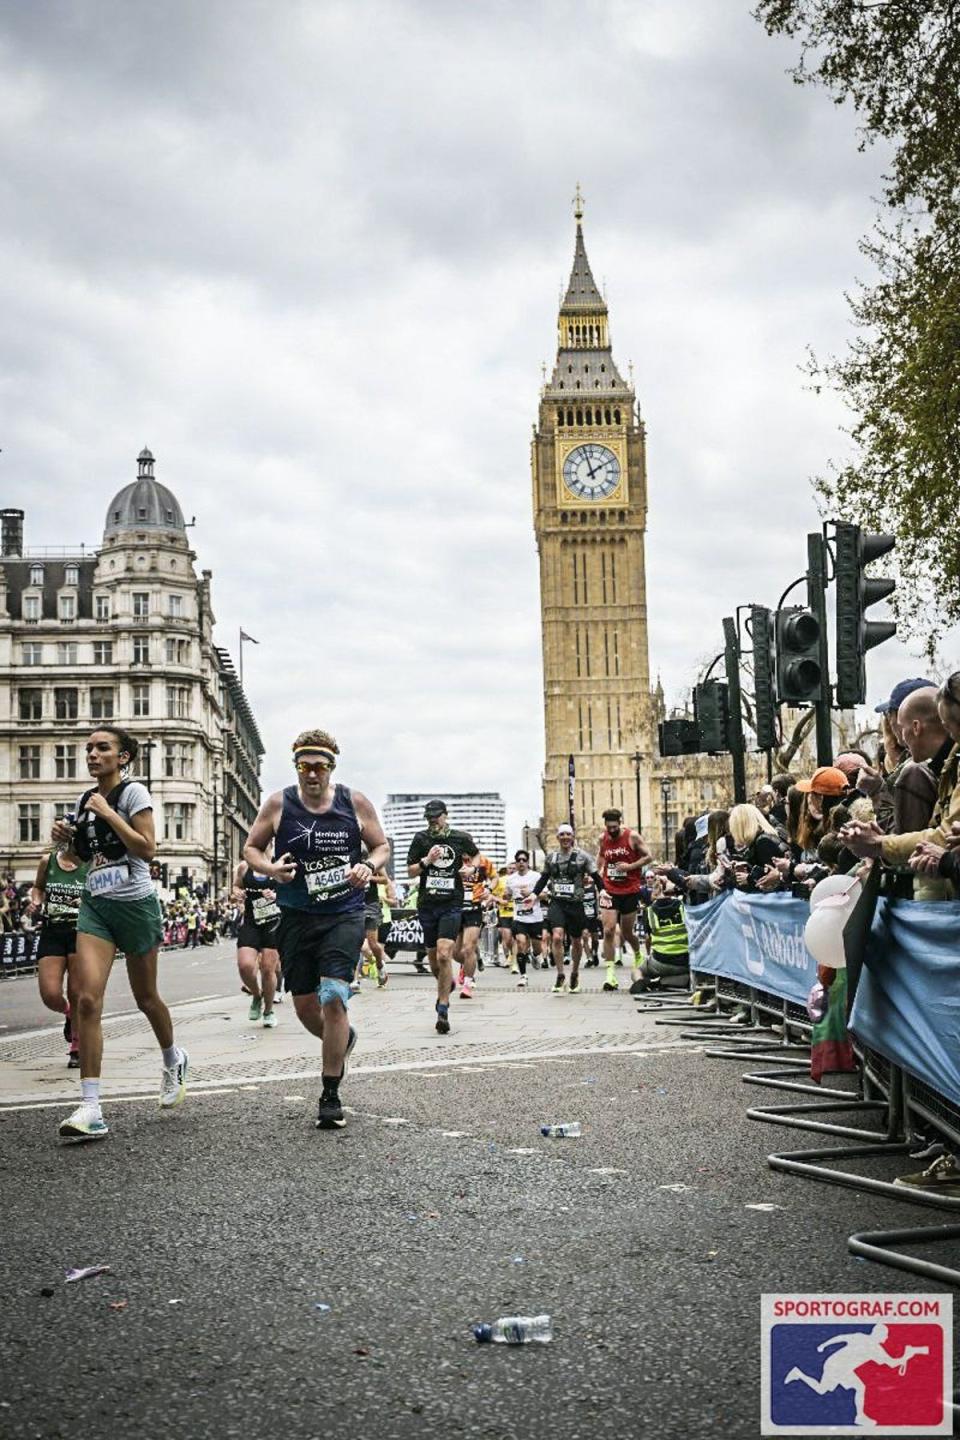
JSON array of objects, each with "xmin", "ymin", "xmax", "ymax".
[
  {"xmin": 322, "ymin": 1075, "xmax": 340, "ymax": 1098},
  {"xmin": 517, "ymin": 954, "xmax": 527, "ymax": 975}
]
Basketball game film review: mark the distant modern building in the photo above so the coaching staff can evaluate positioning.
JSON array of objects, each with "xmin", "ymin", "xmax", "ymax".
[
  {"xmin": 0, "ymin": 449, "xmax": 262, "ymax": 888},
  {"xmin": 383, "ymin": 792, "xmax": 507, "ymax": 875}
]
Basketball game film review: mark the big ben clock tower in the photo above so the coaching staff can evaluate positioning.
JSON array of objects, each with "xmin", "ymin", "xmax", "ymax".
[{"xmin": 532, "ymin": 191, "xmax": 653, "ymax": 842}]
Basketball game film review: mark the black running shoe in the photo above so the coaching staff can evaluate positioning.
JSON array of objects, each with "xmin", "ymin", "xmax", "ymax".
[
  {"xmin": 316, "ymin": 1090, "xmax": 346, "ymax": 1130},
  {"xmin": 435, "ymin": 1003, "xmax": 450, "ymax": 1035}
]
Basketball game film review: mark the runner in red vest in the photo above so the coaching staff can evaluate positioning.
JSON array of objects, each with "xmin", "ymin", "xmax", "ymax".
[{"xmin": 597, "ymin": 807, "xmax": 651, "ymax": 992}]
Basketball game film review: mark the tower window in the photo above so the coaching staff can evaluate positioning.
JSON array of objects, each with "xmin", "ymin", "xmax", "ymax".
[
  {"xmin": 556, "ymin": 409, "xmax": 563, "ymax": 426},
  {"xmin": 576, "ymin": 409, "xmax": 583, "ymax": 426},
  {"xmin": 614, "ymin": 408, "xmax": 621, "ymax": 424},
  {"xmin": 566, "ymin": 408, "xmax": 573, "ymax": 426},
  {"xmin": 605, "ymin": 407, "xmax": 611, "ymax": 424},
  {"xmin": 567, "ymin": 364, "xmax": 573, "ymax": 373},
  {"xmin": 575, "ymin": 381, "xmax": 580, "ymax": 390},
  {"xmin": 601, "ymin": 363, "xmax": 606, "ymax": 373},
  {"xmin": 585, "ymin": 409, "xmax": 592, "ymax": 425}
]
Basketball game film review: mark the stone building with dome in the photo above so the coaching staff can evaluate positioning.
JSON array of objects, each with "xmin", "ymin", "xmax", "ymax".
[{"xmin": 0, "ymin": 449, "xmax": 262, "ymax": 888}]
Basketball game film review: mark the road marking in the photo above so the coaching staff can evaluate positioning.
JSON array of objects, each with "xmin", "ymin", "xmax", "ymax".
[{"xmin": 0, "ymin": 1039, "xmax": 690, "ymax": 1108}]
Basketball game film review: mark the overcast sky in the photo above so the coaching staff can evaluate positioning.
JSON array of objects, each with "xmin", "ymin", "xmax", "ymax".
[{"xmin": 1, "ymin": 0, "xmax": 947, "ymax": 841}]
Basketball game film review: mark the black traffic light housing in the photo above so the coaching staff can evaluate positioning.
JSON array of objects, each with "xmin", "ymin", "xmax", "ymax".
[
  {"xmin": 775, "ymin": 606, "xmax": 822, "ymax": 704},
  {"xmin": 750, "ymin": 604, "xmax": 777, "ymax": 751},
  {"xmin": 658, "ymin": 718, "xmax": 700, "ymax": 758},
  {"xmin": 694, "ymin": 679, "xmax": 730, "ymax": 753},
  {"xmin": 834, "ymin": 522, "xmax": 897, "ymax": 708}
]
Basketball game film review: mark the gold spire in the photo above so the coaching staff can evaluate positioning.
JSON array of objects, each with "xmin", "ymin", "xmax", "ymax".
[{"xmin": 573, "ymin": 182, "xmax": 584, "ymax": 224}]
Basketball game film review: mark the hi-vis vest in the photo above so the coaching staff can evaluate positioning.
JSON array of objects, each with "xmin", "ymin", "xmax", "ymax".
[{"xmin": 647, "ymin": 901, "xmax": 689, "ymax": 959}]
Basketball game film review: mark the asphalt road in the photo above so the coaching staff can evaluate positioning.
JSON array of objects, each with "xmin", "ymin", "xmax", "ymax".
[{"xmin": 1, "ymin": 989, "xmax": 956, "ymax": 1439}]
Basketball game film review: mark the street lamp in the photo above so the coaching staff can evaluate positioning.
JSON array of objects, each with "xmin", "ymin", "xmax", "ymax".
[
  {"xmin": 630, "ymin": 750, "xmax": 643, "ymax": 832},
  {"xmin": 659, "ymin": 777, "xmax": 673, "ymax": 862}
]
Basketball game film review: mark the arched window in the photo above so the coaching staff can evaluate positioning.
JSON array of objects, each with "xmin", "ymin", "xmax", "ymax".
[
  {"xmin": 614, "ymin": 408, "xmax": 621, "ymax": 424},
  {"xmin": 576, "ymin": 408, "xmax": 583, "ymax": 425},
  {"xmin": 566, "ymin": 408, "xmax": 574, "ymax": 426},
  {"xmin": 556, "ymin": 409, "xmax": 564, "ymax": 426},
  {"xmin": 604, "ymin": 407, "xmax": 611, "ymax": 424}
]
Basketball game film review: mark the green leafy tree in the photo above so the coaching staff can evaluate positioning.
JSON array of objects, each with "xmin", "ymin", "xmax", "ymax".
[{"xmin": 754, "ymin": 2, "xmax": 960, "ymax": 654}]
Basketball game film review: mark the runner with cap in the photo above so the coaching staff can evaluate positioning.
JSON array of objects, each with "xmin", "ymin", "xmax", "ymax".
[
  {"xmin": 406, "ymin": 800, "xmax": 479, "ymax": 1033},
  {"xmin": 534, "ymin": 824, "xmax": 601, "ymax": 995},
  {"xmin": 504, "ymin": 849, "xmax": 544, "ymax": 988},
  {"xmin": 597, "ymin": 808, "xmax": 652, "ymax": 993},
  {"xmin": 243, "ymin": 727, "xmax": 389, "ymax": 1131}
]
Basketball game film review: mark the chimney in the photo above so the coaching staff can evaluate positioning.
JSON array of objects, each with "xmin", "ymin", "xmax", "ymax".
[{"xmin": 0, "ymin": 509, "xmax": 24, "ymax": 556}]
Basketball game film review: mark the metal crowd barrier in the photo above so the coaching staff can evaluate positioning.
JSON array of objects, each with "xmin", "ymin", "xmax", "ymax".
[
  {"xmin": 656, "ymin": 892, "xmax": 960, "ymax": 1289},
  {"xmin": 0, "ymin": 932, "xmax": 39, "ymax": 979}
]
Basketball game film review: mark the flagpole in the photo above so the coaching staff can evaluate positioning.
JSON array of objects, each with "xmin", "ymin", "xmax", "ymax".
[{"xmin": 239, "ymin": 626, "xmax": 244, "ymax": 688}]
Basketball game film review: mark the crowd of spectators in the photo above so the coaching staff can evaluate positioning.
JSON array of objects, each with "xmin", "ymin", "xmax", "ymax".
[{"xmin": 665, "ymin": 673, "xmax": 960, "ymax": 907}]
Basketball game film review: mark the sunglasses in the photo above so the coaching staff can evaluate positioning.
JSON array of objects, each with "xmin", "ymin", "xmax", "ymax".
[{"xmin": 295, "ymin": 760, "xmax": 330, "ymax": 776}]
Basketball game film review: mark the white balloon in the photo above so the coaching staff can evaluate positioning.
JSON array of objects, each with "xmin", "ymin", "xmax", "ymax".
[
  {"xmin": 804, "ymin": 897, "xmax": 855, "ymax": 969},
  {"xmin": 809, "ymin": 872, "xmax": 862, "ymax": 912}
]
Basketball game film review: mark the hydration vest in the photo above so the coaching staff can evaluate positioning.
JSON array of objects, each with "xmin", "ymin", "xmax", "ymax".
[{"xmin": 72, "ymin": 781, "xmax": 131, "ymax": 863}]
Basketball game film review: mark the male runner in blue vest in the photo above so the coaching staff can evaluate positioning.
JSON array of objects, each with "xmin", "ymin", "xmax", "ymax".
[{"xmin": 244, "ymin": 727, "xmax": 389, "ymax": 1130}]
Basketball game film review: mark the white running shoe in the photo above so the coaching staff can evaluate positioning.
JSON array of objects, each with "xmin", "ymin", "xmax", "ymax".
[
  {"xmin": 59, "ymin": 1103, "xmax": 109, "ymax": 1143},
  {"xmin": 160, "ymin": 1048, "xmax": 189, "ymax": 1108},
  {"xmin": 517, "ymin": 975, "xmax": 527, "ymax": 989}
]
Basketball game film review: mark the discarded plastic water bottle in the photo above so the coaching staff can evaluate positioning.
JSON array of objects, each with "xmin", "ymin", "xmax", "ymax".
[
  {"xmin": 473, "ymin": 1314, "xmax": 553, "ymax": 1345},
  {"xmin": 540, "ymin": 1122, "xmax": 581, "ymax": 1138}
]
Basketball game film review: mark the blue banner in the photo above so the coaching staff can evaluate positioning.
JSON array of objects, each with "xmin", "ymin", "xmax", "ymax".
[
  {"xmin": 850, "ymin": 897, "xmax": 960, "ymax": 1109},
  {"xmin": 685, "ymin": 890, "xmax": 816, "ymax": 1005}
]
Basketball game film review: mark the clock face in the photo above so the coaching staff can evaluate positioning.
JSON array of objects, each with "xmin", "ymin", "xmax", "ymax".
[{"xmin": 562, "ymin": 444, "xmax": 621, "ymax": 500}]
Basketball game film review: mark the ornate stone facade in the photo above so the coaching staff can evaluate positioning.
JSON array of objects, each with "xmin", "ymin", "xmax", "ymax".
[{"xmin": 0, "ymin": 450, "xmax": 261, "ymax": 887}]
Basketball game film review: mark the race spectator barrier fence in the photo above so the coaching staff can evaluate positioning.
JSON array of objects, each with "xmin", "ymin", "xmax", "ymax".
[{"xmin": 681, "ymin": 881, "xmax": 960, "ymax": 1286}]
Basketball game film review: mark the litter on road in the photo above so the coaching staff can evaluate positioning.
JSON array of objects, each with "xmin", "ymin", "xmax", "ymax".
[
  {"xmin": 540, "ymin": 1122, "xmax": 581, "ymax": 1138},
  {"xmin": 65, "ymin": 1265, "xmax": 111, "ymax": 1284}
]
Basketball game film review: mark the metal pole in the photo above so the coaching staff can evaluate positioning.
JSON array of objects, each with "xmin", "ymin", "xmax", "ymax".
[
  {"xmin": 807, "ymin": 532, "xmax": 833, "ymax": 767},
  {"xmin": 238, "ymin": 628, "xmax": 244, "ymax": 688},
  {"xmin": 722, "ymin": 616, "xmax": 747, "ymax": 803},
  {"xmin": 632, "ymin": 751, "xmax": 643, "ymax": 831},
  {"xmin": 212, "ymin": 779, "xmax": 219, "ymax": 895},
  {"xmin": 660, "ymin": 778, "xmax": 670, "ymax": 859}
]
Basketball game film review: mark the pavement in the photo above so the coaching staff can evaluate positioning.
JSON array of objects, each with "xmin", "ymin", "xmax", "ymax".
[{"xmin": 1, "ymin": 950, "xmax": 957, "ymax": 1439}]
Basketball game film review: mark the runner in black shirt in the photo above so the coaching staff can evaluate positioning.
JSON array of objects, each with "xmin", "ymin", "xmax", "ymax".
[{"xmin": 406, "ymin": 799, "xmax": 478, "ymax": 1034}]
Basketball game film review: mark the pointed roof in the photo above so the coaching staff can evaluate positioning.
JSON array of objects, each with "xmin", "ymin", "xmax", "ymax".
[{"xmin": 561, "ymin": 221, "xmax": 606, "ymax": 314}]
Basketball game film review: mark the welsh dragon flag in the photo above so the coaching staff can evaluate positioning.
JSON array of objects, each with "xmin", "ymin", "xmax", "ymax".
[{"xmin": 810, "ymin": 967, "xmax": 857, "ymax": 1082}]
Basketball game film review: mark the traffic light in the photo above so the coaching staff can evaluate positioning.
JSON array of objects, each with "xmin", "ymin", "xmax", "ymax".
[
  {"xmin": 834, "ymin": 522, "xmax": 896, "ymax": 708},
  {"xmin": 750, "ymin": 604, "xmax": 777, "ymax": 751},
  {"xmin": 694, "ymin": 679, "xmax": 730, "ymax": 753},
  {"xmin": 658, "ymin": 718, "xmax": 700, "ymax": 757},
  {"xmin": 775, "ymin": 606, "xmax": 822, "ymax": 704}
]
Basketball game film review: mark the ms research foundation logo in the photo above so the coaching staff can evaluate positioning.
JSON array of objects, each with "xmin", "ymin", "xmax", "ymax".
[{"xmin": 761, "ymin": 1294, "xmax": 952, "ymax": 1435}]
